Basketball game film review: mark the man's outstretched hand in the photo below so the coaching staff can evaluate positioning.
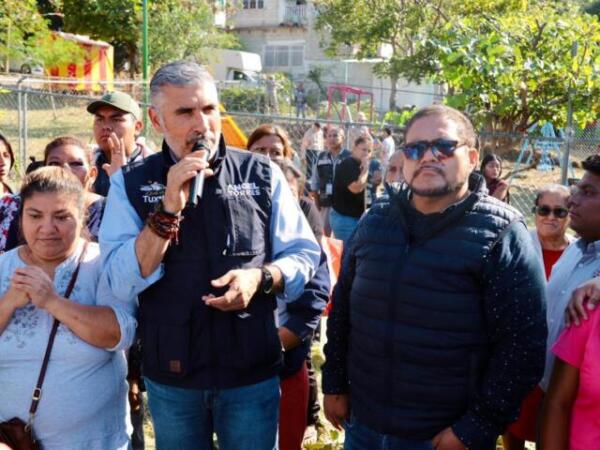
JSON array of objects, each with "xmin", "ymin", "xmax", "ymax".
[{"xmin": 203, "ymin": 268, "xmax": 262, "ymax": 311}]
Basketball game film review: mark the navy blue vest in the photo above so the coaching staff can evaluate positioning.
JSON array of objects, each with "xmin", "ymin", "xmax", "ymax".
[
  {"xmin": 315, "ymin": 149, "xmax": 349, "ymax": 207},
  {"xmin": 123, "ymin": 138, "xmax": 282, "ymax": 389},
  {"xmin": 346, "ymin": 176, "xmax": 521, "ymax": 442}
]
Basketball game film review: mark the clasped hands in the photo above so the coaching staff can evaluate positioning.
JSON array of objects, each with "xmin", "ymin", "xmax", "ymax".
[{"xmin": 7, "ymin": 266, "xmax": 61, "ymax": 311}]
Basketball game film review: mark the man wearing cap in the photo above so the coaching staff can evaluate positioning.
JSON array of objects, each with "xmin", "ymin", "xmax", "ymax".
[{"xmin": 87, "ymin": 91, "xmax": 153, "ymax": 196}]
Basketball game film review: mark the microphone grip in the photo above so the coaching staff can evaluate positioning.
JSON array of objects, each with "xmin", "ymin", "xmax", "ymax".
[{"xmin": 187, "ymin": 153, "xmax": 209, "ymax": 208}]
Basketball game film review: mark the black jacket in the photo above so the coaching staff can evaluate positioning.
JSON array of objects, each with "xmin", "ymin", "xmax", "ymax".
[{"xmin": 322, "ymin": 174, "xmax": 547, "ymax": 449}]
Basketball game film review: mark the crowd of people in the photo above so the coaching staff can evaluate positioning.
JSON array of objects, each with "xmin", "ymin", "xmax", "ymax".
[{"xmin": 0, "ymin": 60, "xmax": 599, "ymax": 450}]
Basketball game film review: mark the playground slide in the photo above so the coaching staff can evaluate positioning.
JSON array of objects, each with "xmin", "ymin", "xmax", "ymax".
[{"xmin": 220, "ymin": 107, "xmax": 247, "ymax": 149}]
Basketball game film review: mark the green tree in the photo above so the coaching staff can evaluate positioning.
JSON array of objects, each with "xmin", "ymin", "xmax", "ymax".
[
  {"xmin": 62, "ymin": 0, "xmax": 141, "ymax": 75},
  {"xmin": 0, "ymin": 0, "xmax": 80, "ymax": 73},
  {"xmin": 148, "ymin": 0, "xmax": 239, "ymax": 69},
  {"xmin": 314, "ymin": 0, "xmax": 526, "ymax": 111},
  {"xmin": 62, "ymin": 0, "xmax": 238, "ymax": 76},
  {"xmin": 423, "ymin": 1, "xmax": 600, "ymax": 132}
]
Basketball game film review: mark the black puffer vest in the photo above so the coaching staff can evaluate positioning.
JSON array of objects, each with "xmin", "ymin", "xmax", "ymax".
[{"xmin": 347, "ymin": 175, "xmax": 521, "ymax": 439}]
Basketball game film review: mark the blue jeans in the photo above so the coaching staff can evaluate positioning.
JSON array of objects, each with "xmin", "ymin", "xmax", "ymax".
[
  {"xmin": 344, "ymin": 415, "xmax": 435, "ymax": 450},
  {"xmin": 330, "ymin": 209, "xmax": 359, "ymax": 245},
  {"xmin": 146, "ymin": 376, "xmax": 280, "ymax": 450}
]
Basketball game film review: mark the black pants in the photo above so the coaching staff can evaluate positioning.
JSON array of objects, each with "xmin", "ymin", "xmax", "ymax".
[{"xmin": 131, "ymin": 399, "xmax": 145, "ymax": 450}]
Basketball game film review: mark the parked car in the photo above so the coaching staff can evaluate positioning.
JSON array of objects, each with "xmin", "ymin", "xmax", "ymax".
[{"xmin": 0, "ymin": 57, "xmax": 44, "ymax": 76}]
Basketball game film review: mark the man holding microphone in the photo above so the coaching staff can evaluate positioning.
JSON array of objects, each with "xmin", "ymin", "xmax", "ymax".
[{"xmin": 100, "ymin": 61, "xmax": 320, "ymax": 450}]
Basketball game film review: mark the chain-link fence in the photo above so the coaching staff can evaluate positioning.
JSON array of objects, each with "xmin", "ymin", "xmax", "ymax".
[
  {"xmin": 2, "ymin": 84, "xmax": 600, "ymax": 221},
  {"xmin": 479, "ymin": 129, "xmax": 599, "ymax": 223},
  {"xmin": 0, "ymin": 74, "xmax": 438, "ymax": 120},
  {"xmin": 0, "ymin": 83, "xmax": 399, "ymax": 171}
]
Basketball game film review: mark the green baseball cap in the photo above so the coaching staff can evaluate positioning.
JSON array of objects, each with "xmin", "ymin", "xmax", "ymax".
[{"xmin": 87, "ymin": 91, "xmax": 142, "ymax": 121}]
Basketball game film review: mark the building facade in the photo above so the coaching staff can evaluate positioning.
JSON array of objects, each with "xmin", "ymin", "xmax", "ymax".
[{"xmin": 228, "ymin": 0, "xmax": 443, "ymax": 113}]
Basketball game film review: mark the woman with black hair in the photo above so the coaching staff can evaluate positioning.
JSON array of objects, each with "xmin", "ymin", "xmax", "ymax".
[
  {"xmin": 0, "ymin": 133, "xmax": 19, "ymax": 253},
  {"xmin": 481, "ymin": 153, "xmax": 510, "ymax": 202},
  {"xmin": 0, "ymin": 136, "xmax": 107, "ymax": 254},
  {"xmin": 0, "ymin": 133, "xmax": 15, "ymax": 196}
]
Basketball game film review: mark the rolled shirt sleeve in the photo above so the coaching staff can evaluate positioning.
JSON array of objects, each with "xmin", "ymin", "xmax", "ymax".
[
  {"xmin": 96, "ymin": 269, "xmax": 138, "ymax": 352},
  {"xmin": 279, "ymin": 250, "xmax": 329, "ymax": 341},
  {"xmin": 269, "ymin": 161, "xmax": 320, "ymax": 302},
  {"xmin": 99, "ymin": 170, "xmax": 163, "ymax": 301}
]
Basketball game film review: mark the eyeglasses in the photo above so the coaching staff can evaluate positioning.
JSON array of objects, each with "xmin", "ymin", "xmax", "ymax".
[
  {"xmin": 401, "ymin": 139, "xmax": 465, "ymax": 161},
  {"xmin": 532, "ymin": 205, "xmax": 569, "ymax": 218}
]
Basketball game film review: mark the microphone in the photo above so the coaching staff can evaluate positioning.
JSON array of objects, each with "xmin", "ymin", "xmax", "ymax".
[{"xmin": 187, "ymin": 138, "xmax": 210, "ymax": 208}]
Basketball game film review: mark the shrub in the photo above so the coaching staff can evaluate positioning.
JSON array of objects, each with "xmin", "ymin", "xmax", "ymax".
[{"xmin": 220, "ymin": 85, "xmax": 265, "ymax": 113}]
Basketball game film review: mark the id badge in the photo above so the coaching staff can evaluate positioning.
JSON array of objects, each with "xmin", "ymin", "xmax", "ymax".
[{"xmin": 325, "ymin": 183, "xmax": 333, "ymax": 195}]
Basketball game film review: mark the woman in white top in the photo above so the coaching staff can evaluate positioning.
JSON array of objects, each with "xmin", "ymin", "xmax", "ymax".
[{"xmin": 0, "ymin": 167, "xmax": 136, "ymax": 450}]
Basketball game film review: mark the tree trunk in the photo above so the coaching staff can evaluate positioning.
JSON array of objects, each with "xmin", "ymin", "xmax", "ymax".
[
  {"xmin": 389, "ymin": 74, "xmax": 398, "ymax": 112},
  {"xmin": 128, "ymin": 42, "xmax": 138, "ymax": 79},
  {"xmin": 4, "ymin": 21, "xmax": 11, "ymax": 74}
]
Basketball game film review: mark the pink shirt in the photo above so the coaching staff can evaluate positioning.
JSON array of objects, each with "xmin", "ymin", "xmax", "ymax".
[{"xmin": 552, "ymin": 307, "xmax": 600, "ymax": 449}]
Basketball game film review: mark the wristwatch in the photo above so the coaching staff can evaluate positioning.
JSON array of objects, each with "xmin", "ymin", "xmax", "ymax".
[{"xmin": 260, "ymin": 267, "xmax": 274, "ymax": 295}]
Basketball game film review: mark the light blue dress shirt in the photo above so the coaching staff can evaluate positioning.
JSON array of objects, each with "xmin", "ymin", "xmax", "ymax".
[
  {"xmin": 99, "ymin": 159, "xmax": 320, "ymax": 304},
  {"xmin": 541, "ymin": 238, "xmax": 600, "ymax": 391}
]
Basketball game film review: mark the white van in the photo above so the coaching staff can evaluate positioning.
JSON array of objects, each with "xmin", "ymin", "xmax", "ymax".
[{"xmin": 209, "ymin": 49, "xmax": 262, "ymax": 84}]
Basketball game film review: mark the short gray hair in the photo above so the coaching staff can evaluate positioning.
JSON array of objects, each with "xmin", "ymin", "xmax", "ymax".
[
  {"xmin": 534, "ymin": 183, "xmax": 570, "ymax": 206},
  {"xmin": 150, "ymin": 61, "xmax": 215, "ymax": 100}
]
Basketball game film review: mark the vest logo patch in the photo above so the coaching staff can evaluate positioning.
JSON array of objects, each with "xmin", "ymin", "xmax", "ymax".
[
  {"xmin": 140, "ymin": 181, "xmax": 165, "ymax": 203},
  {"xmin": 227, "ymin": 182, "xmax": 260, "ymax": 197}
]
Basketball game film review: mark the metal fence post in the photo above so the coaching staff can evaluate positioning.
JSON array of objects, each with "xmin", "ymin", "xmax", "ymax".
[
  {"xmin": 560, "ymin": 127, "xmax": 573, "ymax": 186},
  {"xmin": 15, "ymin": 77, "xmax": 27, "ymax": 174},
  {"xmin": 17, "ymin": 88, "xmax": 22, "ymax": 167},
  {"xmin": 23, "ymin": 90, "xmax": 28, "ymax": 172},
  {"xmin": 344, "ymin": 121, "xmax": 350, "ymax": 150},
  {"xmin": 562, "ymin": 42, "xmax": 578, "ymax": 185}
]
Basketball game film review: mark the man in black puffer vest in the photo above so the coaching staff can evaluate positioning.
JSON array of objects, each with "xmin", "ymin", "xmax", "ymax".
[
  {"xmin": 322, "ymin": 105, "xmax": 547, "ymax": 450},
  {"xmin": 99, "ymin": 61, "xmax": 320, "ymax": 450}
]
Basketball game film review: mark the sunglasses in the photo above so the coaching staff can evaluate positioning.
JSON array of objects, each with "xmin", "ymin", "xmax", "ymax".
[
  {"xmin": 532, "ymin": 205, "xmax": 569, "ymax": 218},
  {"xmin": 401, "ymin": 139, "xmax": 465, "ymax": 161}
]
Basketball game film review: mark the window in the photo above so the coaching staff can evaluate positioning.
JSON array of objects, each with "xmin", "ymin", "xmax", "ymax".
[
  {"xmin": 264, "ymin": 46, "xmax": 276, "ymax": 68},
  {"xmin": 243, "ymin": 0, "xmax": 264, "ymax": 8},
  {"xmin": 291, "ymin": 45, "xmax": 303, "ymax": 67},
  {"xmin": 275, "ymin": 46, "xmax": 288, "ymax": 66},
  {"xmin": 264, "ymin": 45, "xmax": 304, "ymax": 68}
]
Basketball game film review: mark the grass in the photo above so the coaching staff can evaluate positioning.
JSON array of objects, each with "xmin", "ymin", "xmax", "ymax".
[{"xmin": 0, "ymin": 96, "xmax": 163, "ymax": 178}]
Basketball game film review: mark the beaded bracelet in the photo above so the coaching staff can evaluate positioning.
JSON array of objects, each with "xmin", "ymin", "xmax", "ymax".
[{"xmin": 146, "ymin": 210, "xmax": 180, "ymax": 244}]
